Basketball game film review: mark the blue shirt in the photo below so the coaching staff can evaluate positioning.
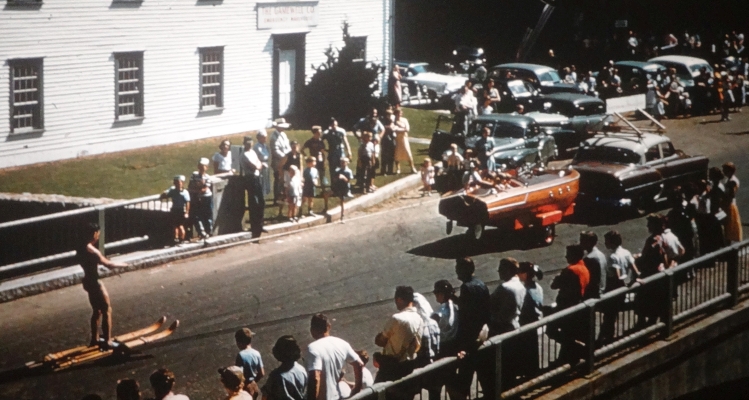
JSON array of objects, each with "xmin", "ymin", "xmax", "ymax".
[
  {"xmin": 164, "ymin": 187, "xmax": 190, "ymax": 213},
  {"xmin": 236, "ymin": 347, "xmax": 264, "ymax": 383},
  {"xmin": 262, "ymin": 362, "xmax": 307, "ymax": 400}
]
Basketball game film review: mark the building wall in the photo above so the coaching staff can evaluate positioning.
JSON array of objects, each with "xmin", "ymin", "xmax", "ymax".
[{"xmin": 0, "ymin": 0, "xmax": 390, "ymax": 169}]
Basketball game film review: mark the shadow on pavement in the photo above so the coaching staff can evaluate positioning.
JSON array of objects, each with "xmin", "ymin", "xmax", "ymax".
[
  {"xmin": 0, "ymin": 353, "xmax": 153, "ymax": 385},
  {"xmin": 407, "ymin": 227, "xmax": 544, "ymax": 259}
]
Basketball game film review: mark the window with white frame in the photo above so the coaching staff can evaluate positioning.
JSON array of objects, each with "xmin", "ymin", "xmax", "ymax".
[
  {"xmin": 114, "ymin": 52, "xmax": 144, "ymax": 120},
  {"xmin": 9, "ymin": 58, "xmax": 43, "ymax": 134},
  {"xmin": 199, "ymin": 47, "xmax": 224, "ymax": 110}
]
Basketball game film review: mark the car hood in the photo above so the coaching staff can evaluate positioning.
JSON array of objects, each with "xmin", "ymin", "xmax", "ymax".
[
  {"xmin": 465, "ymin": 136, "xmax": 525, "ymax": 150},
  {"xmin": 525, "ymin": 112, "xmax": 569, "ymax": 124},
  {"xmin": 408, "ymin": 72, "xmax": 466, "ymax": 86},
  {"xmin": 572, "ymin": 161, "xmax": 640, "ymax": 178}
]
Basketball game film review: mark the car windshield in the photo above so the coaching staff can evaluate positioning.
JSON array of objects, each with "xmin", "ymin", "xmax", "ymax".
[
  {"xmin": 575, "ymin": 146, "xmax": 641, "ymax": 164},
  {"xmin": 410, "ymin": 64, "xmax": 429, "ymax": 74},
  {"xmin": 539, "ymin": 70, "xmax": 562, "ymax": 83},
  {"xmin": 467, "ymin": 121, "xmax": 526, "ymax": 139},
  {"xmin": 507, "ymin": 81, "xmax": 531, "ymax": 96},
  {"xmin": 689, "ymin": 63, "xmax": 711, "ymax": 74}
]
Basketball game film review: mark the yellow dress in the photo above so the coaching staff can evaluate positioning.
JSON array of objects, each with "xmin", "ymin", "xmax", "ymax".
[{"xmin": 394, "ymin": 118, "xmax": 413, "ymax": 162}]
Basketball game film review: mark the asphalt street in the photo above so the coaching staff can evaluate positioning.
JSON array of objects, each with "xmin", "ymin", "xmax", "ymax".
[{"xmin": 1, "ymin": 112, "xmax": 749, "ymax": 400}]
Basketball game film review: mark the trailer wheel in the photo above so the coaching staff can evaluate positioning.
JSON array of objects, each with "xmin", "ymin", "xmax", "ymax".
[
  {"xmin": 446, "ymin": 220, "xmax": 453, "ymax": 235},
  {"xmin": 539, "ymin": 224, "xmax": 555, "ymax": 246}
]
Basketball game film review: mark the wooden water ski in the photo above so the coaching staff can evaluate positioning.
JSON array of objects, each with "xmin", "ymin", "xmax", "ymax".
[
  {"xmin": 43, "ymin": 316, "xmax": 167, "ymax": 363},
  {"xmin": 54, "ymin": 320, "xmax": 179, "ymax": 371}
]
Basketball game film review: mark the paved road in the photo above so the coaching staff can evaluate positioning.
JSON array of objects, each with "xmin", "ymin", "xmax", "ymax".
[{"xmin": 1, "ymin": 112, "xmax": 748, "ymax": 400}]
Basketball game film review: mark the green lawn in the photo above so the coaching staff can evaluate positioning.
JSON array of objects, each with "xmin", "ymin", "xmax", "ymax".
[
  {"xmin": 402, "ymin": 107, "xmax": 451, "ymax": 139},
  {"xmin": 0, "ymin": 109, "xmax": 435, "ymax": 200}
]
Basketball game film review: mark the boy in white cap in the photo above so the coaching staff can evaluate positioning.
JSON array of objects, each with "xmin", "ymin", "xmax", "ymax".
[{"xmin": 160, "ymin": 175, "xmax": 190, "ymax": 245}]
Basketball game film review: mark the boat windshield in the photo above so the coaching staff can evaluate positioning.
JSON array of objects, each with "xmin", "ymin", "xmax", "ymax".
[{"xmin": 575, "ymin": 146, "xmax": 641, "ymax": 164}]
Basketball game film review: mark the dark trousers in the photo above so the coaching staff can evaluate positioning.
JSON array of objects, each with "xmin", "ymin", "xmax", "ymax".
[
  {"xmin": 452, "ymin": 350, "xmax": 495, "ymax": 399},
  {"xmin": 272, "ymin": 167, "xmax": 283, "ymax": 203},
  {"xmin": 245, "ymin": 176, "xmax": 264, "ymax": 238},
  {"xmin": 599, "ymin": 280, "xmax": 625, "ymax": 343},
  {"xmin": 375, "ymin": 356, "xmax": 417, "ymax": 400},
  {"xmin": 359, "ymin": 158, "xmax": 374, "ymax": 191},
  {"xmin": 194, "ymin": 196, "xmax": 213, "ymax": 236},
  {"xmin": 380, "ymin": 144, "xmax": 395, "ymax": 175},
  {"xmin": 328, "ymin": 154, "xmax": 342, "ymax": 179}
]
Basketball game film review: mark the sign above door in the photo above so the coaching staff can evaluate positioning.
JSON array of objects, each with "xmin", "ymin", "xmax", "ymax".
[{"xmin": 257, "ymin": 1, "xmax": 319, "ymax": 30}]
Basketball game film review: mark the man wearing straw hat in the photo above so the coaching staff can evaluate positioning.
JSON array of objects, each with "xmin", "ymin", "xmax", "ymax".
[
  {"xmin": 241, "ymin": 136, "xmax": 265, "ymax": 238},
  {"xmin": 270, "ymin": 118, "xmax": 292, "ymax": 205}
]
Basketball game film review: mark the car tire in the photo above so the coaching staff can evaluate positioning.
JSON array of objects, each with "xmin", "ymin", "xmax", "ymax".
[
  {"xmin": 467, "ymin": 224, "xmax": 484, "ymax": 240},
  {"xmin": 635, "ymin": 193, "xmax": 656, "ymax": 216}
]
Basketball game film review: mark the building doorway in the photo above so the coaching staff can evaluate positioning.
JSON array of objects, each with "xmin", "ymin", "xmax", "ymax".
[{"xmin": 273, "ymin": 33, "xmax": 306, "ymax": 118}]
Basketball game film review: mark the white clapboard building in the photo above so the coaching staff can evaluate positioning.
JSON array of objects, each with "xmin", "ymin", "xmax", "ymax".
[{"xmin": 0, "ymin": 0, "xmax": 393, "ymax": 168}]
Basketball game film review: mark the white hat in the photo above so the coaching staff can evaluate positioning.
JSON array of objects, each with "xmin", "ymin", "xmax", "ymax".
[
  {"xmin": 256, "ymin": 129, "xmax": 268, "ymax": 138},
  {"xmin": 173, "ymin": 175, "xmax": 185, "ymax": 182},
  {"xmin": 199, "ymin": 157, "xmax": 210, "ymax": 166},
  {"xmin": 273, "ymin": 118, "xmax": 291, "ymax": 129}
]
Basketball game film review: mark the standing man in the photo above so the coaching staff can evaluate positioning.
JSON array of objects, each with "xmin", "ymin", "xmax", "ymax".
[
  {"xmin": 635, "ymin": 214, "xmax": 669, "ymax": 328},
  {"xmin": 489, "ymin": 258, "xmax": 527, "ymax": 387},
  {"xmin": 599, "ymin": 230, "xmax": 637, "ymax": 344},
  {"xmin": 190, "ymin": 158, "xmax": 214, "ymax": 239},
  {"xmin": 323, "ymin": 118, "xmax": 352, "ymax": 180},
  {"xmin": 549, "ymin": 244, "xmax": 590, "ymax": 366},
  {"xmin": 474, "ymin": 127, "xmax": 495, "ymax": 171},
  {"xmin": 306, "ymin": 314, "xmax": 363, "ymax": 400},
  {"xmin": 580, "ymin": 231, "xmax": 607, "ymax": 299},
  {"xmin": 270, "ymin": 118, "xmax": 292, "ymax": 205},
  {"xmin": 254, "ymin": 130, "xmax": 272, "ymax": 199},
  {"xmin": 374, "ymin": 286, "xmax": 424, "ymax": 385},
  {"xmin": 380, "ymin": 110, "xmax": 397, "ymax": 176},
  {"xmin": 450, "ymin": 257, "xmax": 493, "ymax": 400},
  {"xmin": 241, "ymin": 138, "xmax": 265, "ymax": 239},
  {"xmin": 78, "ymin": 222, "xmax": 128, "ymax": 348}
]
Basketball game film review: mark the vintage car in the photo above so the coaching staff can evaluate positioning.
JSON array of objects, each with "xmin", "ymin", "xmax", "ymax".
[
  {"xmin": 395, "ymin": 61, "xmax": 467, "ymax": 103},
  {"xmin": 488, "ymin": 63, "xmax": 585, "ymax": 95},
  {"xmin": 438, "ymin": 168, "xmax": 579, "ymax": 242},
  {"xmin": 527, "ymin": 93, "xmax": 609, "ymax": 156},
  {"xmin": 429, "ymin": 114, "xmax": 557, "ymax": 169},
  {"xmin": 492, "ymin": 79, "xmax": 544, "ymax": 113},
  {"xmin": 648, "ymin": 55, "xmax": 713, "ymax": 93},
  {"xmin": 571, "ymin": 132, "xmax": 709, "ymax": 214},
  {"xmin": 613, "ymin": 61, "xmax": 667, "ymax": 94},
  {"xmin": 450, "ymin": 46, "xmax": 487, "ymax": 74}
]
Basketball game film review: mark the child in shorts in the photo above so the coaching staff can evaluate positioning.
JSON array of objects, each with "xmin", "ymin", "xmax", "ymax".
[
  {"xmin": 286, "ymin": 165, "xmax": 303, "ymax": 222},
  {"xmin": 302, "ymin": 156, "xmax": 319, "ymax": 217},
  {"xmin": 160, "ymin": 175, "xmax": 190, "ymax": 245}
]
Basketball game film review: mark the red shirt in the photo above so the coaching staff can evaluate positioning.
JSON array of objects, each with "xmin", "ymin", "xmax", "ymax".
[{"xmin": 568, "ymin": 260, "xmax": 591, "ymax": 297}]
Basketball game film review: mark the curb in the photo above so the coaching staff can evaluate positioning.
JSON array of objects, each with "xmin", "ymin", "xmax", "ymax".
[{"xmin": 0, "ymin": 174, "xmax": 423, "ymax": 303}]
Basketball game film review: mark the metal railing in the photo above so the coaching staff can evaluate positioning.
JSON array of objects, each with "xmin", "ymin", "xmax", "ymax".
[
  {"xmin": 351, "ymin": 241, "xmax": 749, "ymax": 400},
  {"xmin": 0, "ymin": 194, "xmax": 173, "ymax": 279}
]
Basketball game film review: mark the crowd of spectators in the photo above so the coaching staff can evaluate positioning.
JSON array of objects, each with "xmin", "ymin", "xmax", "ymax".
[{"xmin": 81, "ymin": 159, "xmax": 741, "ymax": 399}]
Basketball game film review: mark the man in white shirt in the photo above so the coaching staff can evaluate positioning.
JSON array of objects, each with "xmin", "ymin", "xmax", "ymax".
[
  {"xmin": 489, "ymin": 258, "xmax": 526, "ymax": 336},
  {"xmin": 306, "ymin": 314, "xmax": 362, "ymax": 400},
  {"xmin": 241, "ymin": 137, "xmax": 265, "ymax": 239},
  {"xmin": 489, "ymin": 258, "xmax": 526, "ymax": 387},
  {"xmin": 580, "ymin": 231, "xmax": 608, "ymax": 299},
  {"xmin": 374, "ymin": 286, "xmax": 424, "ymax": 385},
  {"xmin": 270, "ymin": 118, "xmax": 292, "ymax": 205}
]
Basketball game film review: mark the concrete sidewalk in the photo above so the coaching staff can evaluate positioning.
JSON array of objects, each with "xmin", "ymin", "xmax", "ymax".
[{"xmin": 0, "ymin": 174, "xmax": 421, "ymax": 303}]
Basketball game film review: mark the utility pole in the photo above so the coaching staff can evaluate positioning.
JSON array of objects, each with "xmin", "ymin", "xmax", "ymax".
[{"xmin": 516, "ymin": 1, "xmax": 556, "ymax": 62}]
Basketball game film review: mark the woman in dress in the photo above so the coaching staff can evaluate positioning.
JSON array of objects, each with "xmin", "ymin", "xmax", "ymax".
[
  {"xmin": 389, "ymin": 64, "xmax": 402, "ymax": 108},
  {"xmin": 253, "ymin": 130, "xmax": 272, "ymax": 197},
  {"xmin": 212, "ymin": 140, "xmax": 234, "ymax": 174},
  {"xmin": 392, "ymin": 108, "xmax": 416, "ymax": 174},
  {"xmin": 723, "ymin": 180, "xmax": 743, "ymax": 243}
]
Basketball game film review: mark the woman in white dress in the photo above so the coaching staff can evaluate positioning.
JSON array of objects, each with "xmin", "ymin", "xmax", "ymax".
[
  {"xmin": 392, "ymin": 108, "xmax": 416, "ymax": 174},
  {"xmin": 212, "ymin": 140, "xmax": 233, "ymax": 174}
]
